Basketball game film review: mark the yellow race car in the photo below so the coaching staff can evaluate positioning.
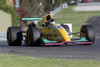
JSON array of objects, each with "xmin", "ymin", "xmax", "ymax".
[{"xmin": 7, "ymin": 14, "xmax": 95, "ymax": 46}]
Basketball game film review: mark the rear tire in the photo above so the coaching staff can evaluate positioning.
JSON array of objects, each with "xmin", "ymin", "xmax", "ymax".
[
  {"xmin": 26, "ymin": 27, "xmax": 41, "ymax": 46},
  {"xmin": 80, "ymin": 25, "xmax": 95, "ymax": 45},
  {"xmin": 7, "ymin": 27, "xmax": 22, "ymax": 46}
]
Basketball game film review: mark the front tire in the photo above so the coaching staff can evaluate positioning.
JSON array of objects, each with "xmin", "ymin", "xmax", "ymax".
[
  {"xmin": 80, "ymin": 25, "xmax": 95, "ymax": 45},
  {"xmin": 7, "ymin": 27, "xmax": 22, "ymax": 46}
]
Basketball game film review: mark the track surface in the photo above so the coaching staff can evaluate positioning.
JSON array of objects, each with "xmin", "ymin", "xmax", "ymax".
[{"xmin": 0, "ymin": 38, "xmax": 100, "ymax": 60}]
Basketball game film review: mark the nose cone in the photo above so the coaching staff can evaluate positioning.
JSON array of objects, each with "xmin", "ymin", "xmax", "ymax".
[{"xmin": 58, "ymin": 28, "xmax": 71, "ymax": 41}]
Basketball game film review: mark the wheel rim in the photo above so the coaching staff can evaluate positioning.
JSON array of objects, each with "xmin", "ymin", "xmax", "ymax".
[{"xmin": 81, "ymin": 28, "xmax": 87, "ymax": 37}]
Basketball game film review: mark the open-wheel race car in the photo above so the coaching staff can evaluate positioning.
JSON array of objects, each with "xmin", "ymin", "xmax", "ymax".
[{"xmin": 7, "ymin": 14, "xmax": 95, "ymax": 46}]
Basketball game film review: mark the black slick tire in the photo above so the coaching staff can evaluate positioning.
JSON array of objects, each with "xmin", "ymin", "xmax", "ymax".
[
  {"xmin": 7, "ymin": 27, "xmax": 22, "ymax": 46},
  {"xmin": 26, "ymin": 27, "xmax": 41, "ymax": 46},
  {"xmin": 80, "ymin": 25, "xmax": 95, "ymax": 45}
]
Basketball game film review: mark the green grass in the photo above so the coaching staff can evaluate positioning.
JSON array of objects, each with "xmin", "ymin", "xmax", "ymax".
[
  {"xmin": 54, "ymin": 6, "xmax": 100, "ymax": 33},
  {"xmin": 0, "ymin": 54, "xmax": 100, "ymax": 67}
]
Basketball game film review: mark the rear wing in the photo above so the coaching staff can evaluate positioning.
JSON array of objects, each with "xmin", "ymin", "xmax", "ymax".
[
  {"xmin": 21, "ymin": 14, "xmax": 52, "ymax": 27},
  {"xmin": 22, "ymin": 18, "xmax": 42, "ymax": 21},
  {"xmin": 20, "ymin": 18, "xmax": 42, "ymax": 31}
]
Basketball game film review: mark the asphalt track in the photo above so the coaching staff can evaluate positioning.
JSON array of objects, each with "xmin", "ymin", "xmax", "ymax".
[{"xmin": 0, "ymin": 38, "xmax": 100, "ymax": 60}]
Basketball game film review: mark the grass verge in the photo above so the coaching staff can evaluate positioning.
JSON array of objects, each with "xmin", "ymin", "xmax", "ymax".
[
  {"xmin": 54, "ymin": 6, "xmax": 100, "ymax": 33},
  {"xmin": 0, "ymin": 54, "xmax": 100, "ymax": 67}
]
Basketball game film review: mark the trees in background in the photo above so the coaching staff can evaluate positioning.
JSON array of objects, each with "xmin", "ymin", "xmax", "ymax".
[
  {"xmin": 0, "ymin": 0, "xmax": 20, "ymax": 26},
  {"xmin": 43, "ymin": 0, "xmax": 62, "ymax": 13},
  {"xmin": 0, "ymin": 0, "xmax": 71, "ymax": 26},
  {"xmin": 63, "ymin": 0, "xmax": 72, "ymax": 4},
  {"xmin": 19, "ymin": 0, "xmax": 44, "ymax": 17},
  {"xmin": 19, "ymin": 0, "xmax": 71, "ymax": 17}
]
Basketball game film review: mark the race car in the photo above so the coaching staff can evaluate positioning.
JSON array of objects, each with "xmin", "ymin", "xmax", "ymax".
[{"xmin": 7, "ymin": 14, "xmax": 95, "ymax": 46}]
